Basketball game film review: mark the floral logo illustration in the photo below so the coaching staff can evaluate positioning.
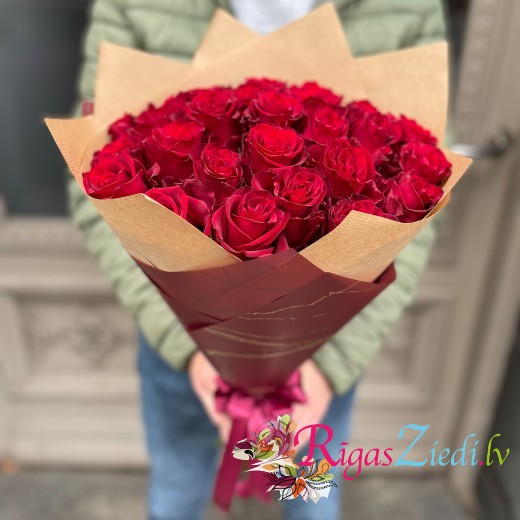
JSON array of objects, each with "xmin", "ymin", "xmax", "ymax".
[{"xmin": 232, "ymin": 414, "xmax": 337, "ymax": 504}]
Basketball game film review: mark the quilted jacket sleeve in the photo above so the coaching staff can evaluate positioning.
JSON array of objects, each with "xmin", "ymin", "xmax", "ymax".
[{"xmin": 68, "ymin": 0, "xmax": 197, "ymax": 370}]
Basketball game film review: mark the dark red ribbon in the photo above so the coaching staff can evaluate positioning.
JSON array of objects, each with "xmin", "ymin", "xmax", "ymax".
[{"xmin": 213, "ymin": 372, "xmax": 306, "ymax": 511}]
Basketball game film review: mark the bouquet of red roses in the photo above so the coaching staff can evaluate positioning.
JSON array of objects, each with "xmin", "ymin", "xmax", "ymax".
[
  {"xmin": 85, "ymin": 80, "xmax": 450, "ymax": 252},
  {"xmin": 46, "ymin": 5, "xmax": 471, "ymax": 510}
]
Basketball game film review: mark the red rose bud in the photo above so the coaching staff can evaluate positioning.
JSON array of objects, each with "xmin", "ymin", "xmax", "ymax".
[
  {"xmin": 193, "ymin": 143, "xmax": 244, "ymax": 204},
  {"xmin": 284, "ymin": 210, "xmax": 325, "ymax": 249},
  {"xmin": 344, "ymin": 100, "xmax": 378, "ymax": 123},
  {"xmin": 160, "ymin": 90, "xmax": 203, "ymax": 121},
  {"xmin": 302, "ymin": 104, "xmax": 349, "ymax": 144},
  {"xmin": 146, "ymin": 186, "xmax": 211, "ymax": 235},
  {"xmin": 211, "ymin": 187, "xmax": 289, "ymax": 258},
  {"xmin": 289, "ymin": 82, "xmax": 342, "ymax": 106},
  {"xmin": 243, "ymin": 124, "xmax": 305, "ymax": 173},
  {"xmin": 186, "ymin": 88, "xmax": 239, "ymax": 145},
  {"xmin": 348, "ymin": 111, "xmax": 402, "ymax": 168},
  {"xmin": 236, "ymin": 78, "xmax": 287, "ymax": 107},
  {"xmin": 108, "ymin": 113, "xmax": 134, "ymax": 141},
  {"xmin": 83, "ymin": 152, "xmax": 150, "ymax": 199},
  {"xmin": 252, "ymin": 166, "xmax": 327, "ymax": 218},
  {"xmin": 399, "ymin": 142, "xmax": 452, "ymax": 185},
  {"xmin": 246, "ymin": 90, "xmax": 303, "ymax": 127},
  {"xmin": 380, "ymin": 171, "xmax": 443, "ymax": 222},
  {"xmin": 327, "ymin": 195, "xmax": 383, "ymax": 232},
  {"xmin": 182, "ymin": 178, "xmax": 216, "ymax": 211},
  {"xmin": 143, "ymin": 121, "xmax": 204, "ymax": 184},
  {"xmin": 92, "ymin": 135, "xmax": 136, "ymax": 165},
  {"xmin": 321, "ymin": 138, "xmax": 377, "ymax": 197},
  {"xmin": 399, "ymin": 116, "xmax": 437, "ymax": 145},
  {"xmin": 132, "ymin": 103, "xmax": 176, "ymax": 137}
]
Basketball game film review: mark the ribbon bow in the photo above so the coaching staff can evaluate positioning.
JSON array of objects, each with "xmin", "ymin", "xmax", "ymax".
[{"xmin": 213, "ymin": 372, "xmax": 306, "ymax": 511}]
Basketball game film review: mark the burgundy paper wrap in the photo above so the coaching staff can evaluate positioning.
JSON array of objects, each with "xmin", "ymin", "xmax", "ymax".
[
  {"xmin": 136, "ymin": 249, "xmax": 395, "ymax": 393},
  {"xmin": 136, "ymin": 249, "xmax": 394, "ymax": 510}
]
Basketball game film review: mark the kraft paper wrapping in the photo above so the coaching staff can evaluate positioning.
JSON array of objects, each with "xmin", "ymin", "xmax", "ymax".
[{"xmin": 46, "ymin": 3, "xmax": 472, "ymax": 281}]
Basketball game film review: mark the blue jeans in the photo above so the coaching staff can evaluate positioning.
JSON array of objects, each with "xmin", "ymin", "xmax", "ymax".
[{"xmin": 138, "ymin": 333, "xmax": 356, "ymax": 520}]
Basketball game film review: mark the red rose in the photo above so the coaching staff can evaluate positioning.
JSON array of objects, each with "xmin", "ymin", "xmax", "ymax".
[
  {"xmin": 283, "ymin": 210, "xmax": 325, "ymax": 249},
  {"xmin": 349, "ymin": 112, "xmax": 402, "ymax": 167},
  {"xmin": 146, "ymin": 186, "xmax": 211, "ymax": 235},
  {"xmin": 399, "ymin": 142, "xmax": 451, "ymax": 184},
  {"xmin": 327, "ymin": 195, "xmax": 383, "ymax": 232},
  {"xmin": 211, "ymin": 187, "xmax": 289, "ymax": 258},
  {"xmin": 399, "ymin": 116, "xmax": 437, "ymax": 145},
  {"xmin": 379, "ymin": 171, "xmax": 443, "ymax": 222},
  {"xmin": 289, "ymin": 82, "xmax": 342, "ymax": 106},
  {"xmin": 302, "ymin": 104, "xmax": 349, "ymax": 144},
  {"xmin": 160, "ymin": 90, "xmax": 202, "ymax": 121},
  {"xmin": 83, "ymin": 152, "xmax": 151, "ymax": 199},
  {"xmin": 345, "ymin": 100, "xmax": 378, "ymax": 123},
  {"xmin": 246, "ymin": 90, "xmax": 303, "ymax": 127},
  {"xmin": 182, "ymin": 178, "xmax": 216, "ymax": 210},
  {"xmin": 108, "ymin": 114, "xmax": 134, "ymax": 141},
  {"xmin": 132, "ymin": 103, "xmax": 174, "ymax": 137},
  {"xmin": 252, "ymin": 166, "xmax": 327, "ymax": 248},
  {"xmin": 243, "ymin": 124, "xmax": 305, "ymax": 173},
  {"xmin": 143, "ymin": 121, "xmax": 204, "ymax": 185},
  {"xmin": 186, "ymin": 88, "xmax": 239, "ymax": 145},
  {"xmin": 314, "ymin": 138, "xmax": 376, "ymax": 197},
  {"xmin": 193, "ymin": 143, "xmax": 244, "ymax": 204},
  {"xmin": 92, "ymin": 135, "xmax": 135, "ymax": 164},
  {"xmin": 236, "ymin": 78, "xmax": 287, "ymax": 107},
  {"xmin": 252, "ymin": 166, "xmax": 326, "ymax": 218}
]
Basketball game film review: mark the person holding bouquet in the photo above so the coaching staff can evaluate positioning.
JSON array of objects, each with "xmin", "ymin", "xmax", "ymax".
[{"xmin": 69, "ymin": 1, "xmax": 448, "ymax": 519}]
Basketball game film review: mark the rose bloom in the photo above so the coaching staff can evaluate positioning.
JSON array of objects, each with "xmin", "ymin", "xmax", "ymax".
[
  {"xmin": 313, "ymin": 138, "xmax": 376, "ymax": 197},
  {"xmin": 160, "ymin": 90, "xmax": 203, "ymax": 121},
  {"xmin": 289, "ymin": 81, "xmax": 342, "ymax": 106},
  {"xmin": 327, "ymin": 195, "xmax": 383, "ymax": 232},
  {"xmin": 243, "ymin": 123, "xmax": 305, "ymax": 173},
  {"xmin": 302, "ymin": 104, "xmax": 349, "ymax": 144},
  {"xmin": 146, "ymin": 186, "xmax": 211, "ymax": 235},
  {"xmin": 143, "ymin": 121, "xmax": 204, "ymax": 185},
  {"xmin": 253, "ymin": 166, "xmax": 327, "ymax": 248},
  {"xmin": 379, "ymin": 171, "xmax": 443, "ymax": 222},
  {"xmin": 235, "ymin": 78, "xmax": 287, "ymax": 107},
  {"xmin": 344, "ymin": 100, "xmax": 378, "ymax": 123},
  {"xmin": 399, "ymin": 142, "xmax": 451, "ymax": 184},
  {"xmin": 108, "ymin": 113, "xmax": 134, "ymax": 141},
  {"xmin": 399, "ymin": 115, "xmax": 437, "ymax": 145},
  {"xmin": 252, "ymin": 166, "xmax": 326, "ymax": 218},
  {"xmin": 83, "ymin": 152, "xmax": 152, "ymax": 199},
  {"xmin": 109, "ymin": 101, "xmax": 179, "ymax": 141},
  {"xmin": 246, "ymin": 90, "xmax": 303, "ymax": 127},
  {"xmin": 186, "ymin": 87, "xmax": 239, "ymax": 145},
  {"xmin": 92, "ymin": 135, "xmax": 136, "ymax": 165},
  {"xmin": 211, "ymin": 187, "xmax": 289, "ymax": 258},
  {"xmin": 349, "ymin": 111, "xmax": 402, "ymax": 165},
  {"xmin": 193, "ymin": 143, "xmax": 244, "ymax": 204}
]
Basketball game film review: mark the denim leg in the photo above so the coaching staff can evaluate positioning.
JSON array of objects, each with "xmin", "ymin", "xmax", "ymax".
[
  {"xmin": 282, "ymin": 385, "xmax": 357, "ymax": 520},
  {"xmin": 138, "ymin": 333, "xmax": 219, "ymax": 520}
]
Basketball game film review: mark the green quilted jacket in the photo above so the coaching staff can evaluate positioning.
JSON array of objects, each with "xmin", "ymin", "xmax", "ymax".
[{"xmin": 69, "ymin": 0, "xmax": 446, "ymax": 394}]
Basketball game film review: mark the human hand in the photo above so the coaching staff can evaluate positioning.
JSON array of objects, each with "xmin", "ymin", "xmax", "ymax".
[
  {"xmin": 188, "ymin": 351, "xmax": 231, "ymax": 443},
  {"xmin": 290, "ymin": 359, "xmax": 333, "ymax": 455}
]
